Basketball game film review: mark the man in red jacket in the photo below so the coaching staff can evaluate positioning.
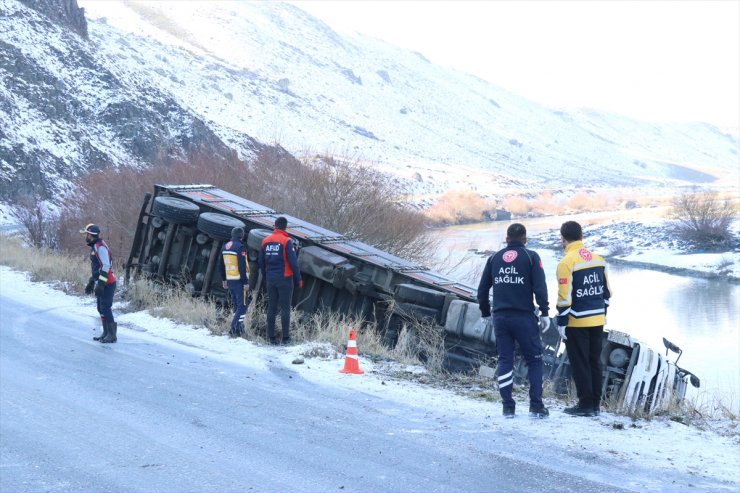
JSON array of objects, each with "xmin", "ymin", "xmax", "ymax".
[{"xmin": 258, "ymin": 216, "xmax": 302, "ymax": 344}]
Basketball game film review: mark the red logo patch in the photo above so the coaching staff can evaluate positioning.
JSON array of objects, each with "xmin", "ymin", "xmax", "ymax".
[
  {"xmin": 502, "ymin": 250, "xmax": 518, "ymax": 263},
  {"xmin": 559, "ymin": 278, "xmax": 567, "ymax": 284},
  {"xmin": 579, "ymin": 248, "xmax": 592, "ymax": 261}
]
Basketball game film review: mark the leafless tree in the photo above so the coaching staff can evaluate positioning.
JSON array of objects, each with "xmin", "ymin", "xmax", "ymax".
[
  {"xmin": 10, "ymin": 195, "xmax": 59, "ymax": 249},
  {"xmin": 670, "ymin": 191, "xmax": 737, "ymax": 248}
]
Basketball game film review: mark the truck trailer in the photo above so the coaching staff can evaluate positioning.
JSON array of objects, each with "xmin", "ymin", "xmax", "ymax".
[{"xmin": 126, "ymin": 184, "xmax": 699, "ymax": 414}]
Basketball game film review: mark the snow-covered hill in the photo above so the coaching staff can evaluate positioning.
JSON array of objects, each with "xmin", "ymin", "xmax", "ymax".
[
  {"xmin": 78, "ymin": 1, "xmax": 739, "ymax": 190},
  {"xmin": 0, "ymin": 0, "xmax": 267, "ymax": 201},
  {"xmin": 1, "ymin": 0, "xmax": 738, "ymax": 204}
]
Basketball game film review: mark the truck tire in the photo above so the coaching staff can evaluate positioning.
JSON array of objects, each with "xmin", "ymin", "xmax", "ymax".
[
  {"xmin": 247, "ymin": 228, "xmax": 271, "ymax": 252},
  {"xmin": 395, "ymin": 283, "xmax": 446, "ymax": 310},
  {"xmin": 197, "ymin": 212, "xmax": 246, "ymax": 241},
  {"xmin": 151, "ymin": 196, "xmax": 200, "ymax": 225}
]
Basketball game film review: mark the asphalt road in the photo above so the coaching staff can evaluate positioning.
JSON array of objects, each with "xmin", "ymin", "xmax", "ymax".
[{"xmin": 1, "ymin": 293, "xmax": 638, "ymax": 493}]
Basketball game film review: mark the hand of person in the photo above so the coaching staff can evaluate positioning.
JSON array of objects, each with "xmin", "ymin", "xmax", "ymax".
[
  {"xmin": 557, "ymin": 325, "xmax": 567, "ymax": 340},
  {"xmin": 222, "ymin": 281, "xmax": 227, "ymax": 289},
  {"xmin": 299, "ymin": 279, "xmax": 304, "ymax": 289},
  {"xmin": 539, "ymin": 315, "xmax": 550, "ymax": 333},
  {"xmin": 481, "ymin": 315, "xmax": 492, "ymax": 330},
  {"xmin": 84, "ymin": 278, "xmax": 95, "ymax": 295},
  {"xmin": 94, "ymin": 281, "xmax": 105, "ymax": 297}
]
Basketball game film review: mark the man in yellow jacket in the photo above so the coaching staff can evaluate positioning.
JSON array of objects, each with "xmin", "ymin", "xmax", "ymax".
[{"xmin": 556, "ymin": 221, "xmax": 611, "ymax": 417}]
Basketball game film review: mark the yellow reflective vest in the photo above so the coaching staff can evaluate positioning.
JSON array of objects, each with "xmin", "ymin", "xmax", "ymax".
[{"xmin": 556, "ymin": 240, "xmax": 611, "ymax": 328}]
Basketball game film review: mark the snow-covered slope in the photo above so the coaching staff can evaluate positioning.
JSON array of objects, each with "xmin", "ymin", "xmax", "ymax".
[
  {"xmin": 1, "ymin": 0, "xmax": 738, "ymax": 204},
  {"xmin": 78, "ymin": 1, "xmax": 738, "ymax": 191},
  {"xmin": 0, "ymin": 0, "xmax": 265, "ymax": 201}
]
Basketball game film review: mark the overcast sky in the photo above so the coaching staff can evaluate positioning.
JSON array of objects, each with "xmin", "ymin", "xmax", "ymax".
[{"xmin": 291, "ymin": 0, "xmax": 740, "ymax": 135}]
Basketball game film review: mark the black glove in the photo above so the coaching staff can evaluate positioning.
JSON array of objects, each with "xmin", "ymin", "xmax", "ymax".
[
  {"xmin": 85, "ymin": 277, "xmax": 95, "ymax": 295},
  {"xmin": 94, "ymin": 281, "xmax": 105, "ymax": 297}
]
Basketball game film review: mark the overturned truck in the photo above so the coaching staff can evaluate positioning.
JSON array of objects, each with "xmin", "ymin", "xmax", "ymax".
[{"xmin": 126, "ymin": 184, "xmax": 699, "ymax": 414}]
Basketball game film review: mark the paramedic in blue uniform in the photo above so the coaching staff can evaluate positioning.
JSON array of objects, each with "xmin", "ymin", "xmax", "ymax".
[
  {"xmin": 219, "ymin": 226, "xmax": 250, "ymax": 338},
  {"xmin": 258, "ymin": 216, "xmax": 302, "ymax": 344},
  {"xmin": 556, "ymin": 221, "xmax": 611, "ymax": 417},
  {"xmin": 477, "ymin": 223, "xmax": 550, "ymax": 418},
  {"xmin": 81, "ymin": 223, "xmax": 117, "ymax": 343}
]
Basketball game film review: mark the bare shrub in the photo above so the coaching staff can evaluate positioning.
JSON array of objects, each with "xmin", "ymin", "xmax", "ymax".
[
  {"xmin": 56, "ymin": 152, "xmax": 250, "ymax": 254},
  {"xmin": 502, "ymin": 195, "xmax": 532, "ymax": 217},
  {"xmin": 297, "ymin": 156, "xmax": 431, "ymax": 261},
  {"xmin": 532, "ymin": 191, "xmax": 565, "ymax": 215},
  {"xmin": 669, "ymin": 191, "xmax": 737, "ymax": 248},
  {"xmin": 589, "ymin": 192, "xmax": 614, "ymax": 211},
  {"xmin": 426, "ymin": 190, "xmax": 487, "ymax": 226},
  {"xmin": 10, "ymin": 195, "xmax": 60, "ymax": 249},
  {"xmin": 243, "ymin": 152, "xmax": 433, "ymax": 263},
  {"xmin": 56, "ymin": 149, "xmax": 432, "ymax": 263},
  {"xmin": 565, "ymin": 191, "xmax": 592, "ymax": 211}
]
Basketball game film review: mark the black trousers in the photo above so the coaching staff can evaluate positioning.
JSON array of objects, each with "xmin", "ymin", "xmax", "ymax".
[
  {"xmin": 266, "ymin": 277, "xmax": 294, "ymax": 339},
  {"xmin": 564, "ymin": 325, "xmax": 603, "ymax": 407},
  {"xmin": 493, "ymin": 311, "xmax": 544, "ymax": 408},
  {"xmin": 96, "ymin": 281, "xmax": 116, "ymax": 323}
]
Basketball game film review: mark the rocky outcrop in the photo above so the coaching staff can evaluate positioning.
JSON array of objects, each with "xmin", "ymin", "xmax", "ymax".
[
  {"xmin": 0, "ymin": 0, "xmax": 271, "ymax": 202},
  {"xmin": 18, "ymin": 0, "xmax": 88, "ymax": 38}
]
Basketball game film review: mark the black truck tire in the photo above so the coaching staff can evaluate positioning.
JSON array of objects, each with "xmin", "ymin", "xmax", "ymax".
[
  {"xmin": 151, "ymin": 196, "xmax": 200, "ymax": 224},
  {"xmin": 197, "ymin": 212, "xmax": 246, "ymax": 241}
]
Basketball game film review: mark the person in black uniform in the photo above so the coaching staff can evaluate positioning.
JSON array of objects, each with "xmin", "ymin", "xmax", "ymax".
[
  {"xmin": 219, "ymin": 226, "xmax": 250, "ymax": 338},
  {"xmin": 477, "ymin": 223, "xmax": 550, "ymax": 418}
]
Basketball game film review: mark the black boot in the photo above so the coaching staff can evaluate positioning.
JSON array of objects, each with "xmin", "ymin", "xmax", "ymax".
[
  {"xmin": 101, "ymin": 322, "xmax": 117, "ymax": 343},
  {"xmin": 529, "ymin": 404, "xmax": 549, "ymax": 418},
  {"xmin": 93, "ymin": 320, "xmax": 107, "ymax": 341},
  {"xmin": 564, "ymin": 404, "xmax": 595, "ymax": 417}
]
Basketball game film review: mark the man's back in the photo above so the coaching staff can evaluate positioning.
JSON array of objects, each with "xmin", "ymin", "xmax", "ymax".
[{"xmin": 478, "ymin": 240, "xmax": 548, "ymax": 317}]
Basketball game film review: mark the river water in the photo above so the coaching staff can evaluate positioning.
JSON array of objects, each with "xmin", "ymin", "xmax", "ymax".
[{"xmin": 434, "ymin": 217, "xmax": 740, "ymax": 412}]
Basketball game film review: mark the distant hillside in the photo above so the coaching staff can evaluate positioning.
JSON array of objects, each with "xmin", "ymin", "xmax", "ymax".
[{"xmin": 1, "ymin": 0, "xmax": 738, "ymax": 205}]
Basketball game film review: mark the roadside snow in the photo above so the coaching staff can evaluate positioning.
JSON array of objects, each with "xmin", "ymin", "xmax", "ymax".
[{"xmin": 1, "ymin": 265, "xmax": 738, "ymax": 490}]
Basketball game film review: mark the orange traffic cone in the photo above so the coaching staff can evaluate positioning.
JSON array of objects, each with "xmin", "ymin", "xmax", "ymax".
[{"xmin": 339, "ymin": 328, "xmax": 364, "ymax": 374}]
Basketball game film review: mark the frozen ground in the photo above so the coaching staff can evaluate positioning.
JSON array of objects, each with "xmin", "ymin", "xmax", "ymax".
[{"xmin": 0, "ymin": 266, "xmax": 738, "ymax": 490}]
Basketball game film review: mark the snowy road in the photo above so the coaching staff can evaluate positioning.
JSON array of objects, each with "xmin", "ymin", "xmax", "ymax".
[{"xmin": 0, "ymin": 292, "xmax": 637, "ymax": 493}]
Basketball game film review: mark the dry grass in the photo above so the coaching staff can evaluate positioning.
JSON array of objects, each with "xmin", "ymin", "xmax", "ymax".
[
  {"xmin": 121, "ymin": 277, "xmax": 445, "ymax": 373},
  {"xmin": 123, "ymin": 277, "xmax": 225, "ymax": 331},
  {"xmin": 0, "ymin": 234, "xmax": 89, "ymax": 293}
]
